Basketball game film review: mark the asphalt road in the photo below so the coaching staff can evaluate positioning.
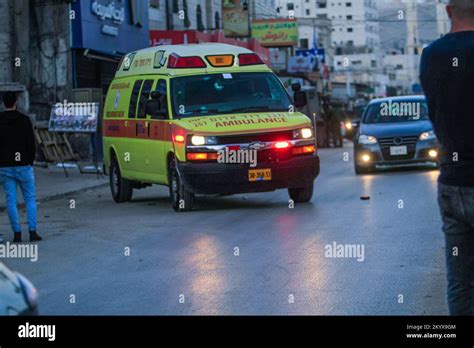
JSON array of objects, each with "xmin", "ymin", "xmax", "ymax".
[{"xmin": 1, "ymin": 142, "xmax": 448, "ymax": 315}]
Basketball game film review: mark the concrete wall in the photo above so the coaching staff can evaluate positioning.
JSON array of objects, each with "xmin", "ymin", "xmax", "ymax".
[{"xmin": 0, "ymin": 0, "xmax": 72, "ymax": 120}]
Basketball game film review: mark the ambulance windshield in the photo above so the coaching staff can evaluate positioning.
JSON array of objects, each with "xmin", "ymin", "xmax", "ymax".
[{"xmin": 171, "ymin": 72, "xmax": 293, "ymax": 117}]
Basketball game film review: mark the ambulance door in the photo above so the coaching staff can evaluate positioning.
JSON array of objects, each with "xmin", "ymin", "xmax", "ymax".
[
  {"xmin": 145, "ymin": 78, "xmax": 169, "ymax": 183},
  {"xmin": 135, "ymin": 78, "xmax": 159, "ymax": 180},
  {"xmin": 120, "ymin": 78, "xmax": 143, "ymax": 178}
]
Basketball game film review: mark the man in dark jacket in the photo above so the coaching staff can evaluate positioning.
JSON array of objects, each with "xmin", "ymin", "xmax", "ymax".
[
  {"xmin": 420, "ymin": 0, "xmax": 474, "ymax": 315},
  {"xmin": 0, "ymin": 92, "xmax": 42, "ymax": 243}
]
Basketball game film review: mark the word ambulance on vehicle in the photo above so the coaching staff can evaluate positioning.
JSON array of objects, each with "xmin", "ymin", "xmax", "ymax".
[{"xmin": 103, "ymin": 43, "xmax": 320, "ymax": 211}]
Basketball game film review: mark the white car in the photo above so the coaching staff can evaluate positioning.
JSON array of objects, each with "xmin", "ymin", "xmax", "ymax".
[{"xmin": 0, "ymin": 262, "xmax": 38, "ymax": 315}]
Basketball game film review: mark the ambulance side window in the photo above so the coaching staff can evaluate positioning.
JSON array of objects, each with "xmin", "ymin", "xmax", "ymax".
[
  {"xmin": 137, "ymin": 80, "xmax": 154, "ymax": 119},
  {"xmin": 151, "ymin": 79, "xmax": 168, "ymax": 119},
  {"xmin": 129, "ymin": 79, "xmax": 143, "ymax": 118}
]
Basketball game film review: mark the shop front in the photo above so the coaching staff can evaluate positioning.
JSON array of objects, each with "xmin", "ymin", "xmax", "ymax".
[{"xmin": 71, "ymin": 0, "xmax": 150, "ymax": 93}]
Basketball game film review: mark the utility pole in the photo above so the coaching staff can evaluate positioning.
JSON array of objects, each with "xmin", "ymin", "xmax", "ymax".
[
  {"xmin": 405, "ymin": 0, "xmax": 418, "ymax": 92},
  {"xmin": 436, "ymin": 0, "xmax": 450, "ymax": 37}
]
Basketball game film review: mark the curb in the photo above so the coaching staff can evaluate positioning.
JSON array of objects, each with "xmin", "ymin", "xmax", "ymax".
[{"xmin": 0, "ymin": 182, "xmax": 109, "ymax": 212}]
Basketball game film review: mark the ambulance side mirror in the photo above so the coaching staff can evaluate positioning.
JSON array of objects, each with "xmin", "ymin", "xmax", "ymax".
[{"xmin": 146, "ymin": 99, "xmax": 167, "ymax": 119}]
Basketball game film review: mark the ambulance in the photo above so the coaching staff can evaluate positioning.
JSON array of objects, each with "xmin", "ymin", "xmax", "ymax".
[{"xmin": 103, "ymin": 43, "xmax": 320, "ymax": 211}]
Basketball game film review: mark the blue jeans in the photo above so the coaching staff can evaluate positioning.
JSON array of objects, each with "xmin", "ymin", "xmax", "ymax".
[
  {"xmin": 438, "ymin": 183, "xmax": 474, "ymax": 315},
  {"xmin": 0, "ymin": 166, "xmax": 37, "ymax": 233}
]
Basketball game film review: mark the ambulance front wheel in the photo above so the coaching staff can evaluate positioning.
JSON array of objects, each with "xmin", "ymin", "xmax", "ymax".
[
  {"xmin": 110, "ymin": 155, "xmax": 133, "ymax": 203},
  {"xmin": 169, "ymin": 159, "xmax": 194, "ymax": 212},
  {"xmin": 288, "ymin": 183, "xmax": 314, "ymax": 203}
]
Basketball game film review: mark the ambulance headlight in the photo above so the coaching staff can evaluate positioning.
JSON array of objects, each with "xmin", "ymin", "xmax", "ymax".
[
  {"xmin": 190, "ymin": 135, "xmax": 219, "ymax": 146},
  {"xmin": 294, "ymin": 128, "xmax": 313, "ymax": 139},
  {"xmin": 191, "ymin": 136, "xmax": 206, "ymax": 146}
]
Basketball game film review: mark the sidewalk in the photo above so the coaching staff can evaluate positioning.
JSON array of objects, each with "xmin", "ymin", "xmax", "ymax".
[{"xmin": 0, "ymin": 164, "xmax": 108, "ymax": 210}]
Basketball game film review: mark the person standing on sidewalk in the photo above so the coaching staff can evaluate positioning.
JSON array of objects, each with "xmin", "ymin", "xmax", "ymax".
[
  {"xmin": 0, "ymin": 92, "xmax": 42, "ymax": 243},
  {"xmin": 420, "ymin": 0, "xmax": 474, "ymax": 315}
]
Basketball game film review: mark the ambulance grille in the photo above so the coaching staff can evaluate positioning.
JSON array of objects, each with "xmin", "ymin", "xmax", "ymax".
[{"xmin": 218, "ymin": 130, "xmax": 293, "ymax": 145}]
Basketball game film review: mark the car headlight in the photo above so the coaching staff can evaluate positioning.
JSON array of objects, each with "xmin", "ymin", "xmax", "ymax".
[
  {"xmin": 190, "ymin": 135, "xmax": 218, "ymax": 146},
  {"xmin": 293, "ymin": 127, "xmax": 313, "ymax": 139},
  {"xmin": 419, "ymin": 130, "xmax": 436, "ymax": 141},
  {"xmin": 15, "ymin": 272, "xmax": 38, "ymax": 310},
  {"xmin": 359, "ymin": 135, "xmax": 378, "ymax": 145}
]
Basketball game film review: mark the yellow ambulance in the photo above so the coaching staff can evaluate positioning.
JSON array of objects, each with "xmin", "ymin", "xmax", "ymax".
[{"xmin": 103, "ymin": 43, "xmax": 320, "ymax": 211}]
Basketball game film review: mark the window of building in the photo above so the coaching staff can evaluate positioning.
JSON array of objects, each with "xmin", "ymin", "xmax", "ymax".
[
  {"xmin": 347, "ymin": 27, "xmax": 353, "ymax": 32},
  {"xmin": 300, "ymin": 38, "xmax": 309, "ymax": 49},
  {"xmin": 287, "ymin": 3, "xmax": 294, "ymax": 10},
  {"xmin": 183, "ymin": 0, "xmax": 191, "ymax": 28},
  {"xmin": 346, "ymin": 2, "xmax": 352, "ymax": 6},
  {"xmin": 306, "ymin": 9, "xmax": 311, "ymax": 15},
  {"xmin": 215, "ymin": 11, "xmax": 221, "ymax": 30},
  {"xmin": 196, "ymin": 5, "xmax": 205, "ymax": 31}
]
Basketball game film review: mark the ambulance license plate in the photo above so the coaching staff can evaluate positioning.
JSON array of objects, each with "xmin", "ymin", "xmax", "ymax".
[{"xmin": 248, "ymin": 169, "xmax": 272, "ymax": 182}]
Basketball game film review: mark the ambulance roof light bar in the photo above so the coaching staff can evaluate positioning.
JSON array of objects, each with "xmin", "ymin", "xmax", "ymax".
[
  {"xmin": 238, "ymin": 53, "xmax": 265, "ymax": 66},
  {"xmin": 167, "ymin": 53, "xmax": 207, "ymax": 69}
]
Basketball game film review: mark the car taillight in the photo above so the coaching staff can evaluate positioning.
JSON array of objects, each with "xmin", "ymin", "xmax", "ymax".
[
  {"xmin": 292, "ymin": 145, "xmax": 316, "ymax": 155},
  {"xmin": 187, "ymin": 153, "xmax": 218, "ymax": 161},
  {"xmin": 238, "ymin": 53, "xmax": 265, "ymax": 66},
  {"xmin": 168, "ymin": 54, "xmax": 207, "ymax": 68}
]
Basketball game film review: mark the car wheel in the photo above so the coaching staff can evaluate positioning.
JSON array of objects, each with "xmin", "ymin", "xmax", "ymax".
[
  {"xmin": 288, "ymin": 183, "xmax": 314, "ymax": 203},
  {"xmin": 110, "ymin": 155, "xmax": 133, "ymax": 203},
  {"xmin": 169, "ymin": 158, "xmax": 194, "ymax": 212}
]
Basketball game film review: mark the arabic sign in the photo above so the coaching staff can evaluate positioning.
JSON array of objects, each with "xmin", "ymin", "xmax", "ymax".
[
  {"xmin": 72, "ymin": 0, "xmax": 149, "ymax": 55},
  {"xmin": 251, "ymin": 19, "xmax": 298, "ymax": 47},
  {"xmin": 222, "ymin": 0, "xmax": 250, "ymax": 37},
  {"xmin": 287, "ymin": 56, "xmax": 313, "ymax": 73},
  {"xmin": 49, "ymin": 102, "xmax": 100, "ymax": 133},
  {"xmin": 91, "ymin": 0, "xmax": 124, "ymax": 23}
]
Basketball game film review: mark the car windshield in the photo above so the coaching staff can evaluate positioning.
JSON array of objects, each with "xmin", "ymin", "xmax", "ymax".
[
  {"xmin": 363, "ymin": 99, "xmax": 430, "ymax": 124},
  {"xmin": 170, "ymin": 72, "xmax": 292, "ymax": 117}
]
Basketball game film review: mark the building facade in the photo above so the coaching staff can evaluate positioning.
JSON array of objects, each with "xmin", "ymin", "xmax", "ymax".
[{"xmin": 149, "ymin": 0, "xmax": 223, "ymax": 31}]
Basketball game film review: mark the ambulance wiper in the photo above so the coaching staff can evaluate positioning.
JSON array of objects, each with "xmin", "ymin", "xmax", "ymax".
[
  {"xmin": 230, "ymin": 106, "xmax": 271, "ymax": 113},
  {"xmin": 193, "ymin": 109, "xmax": 220, "ymax": 115}
]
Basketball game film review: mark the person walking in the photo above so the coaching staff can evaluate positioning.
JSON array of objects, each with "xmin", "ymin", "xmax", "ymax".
[
  {"xmin": 420, "ymin": 0, "xmax": 474, "ymax": 315},
  {"xmin": 0, "ymin": 91, "xmax": 42, "ymax": 243}
]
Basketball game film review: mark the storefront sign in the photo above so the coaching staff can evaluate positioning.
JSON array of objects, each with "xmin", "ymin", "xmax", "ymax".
[
  {"xmin": 269, "ymin": 48, "xmax": 287, "ymax": 71},
  {"xmin": 288, "ymin": 56, "xmax": 313, "ymax": 73},
  {"xmin": 91, "ymin": 0, "xmax": 124, "ymax": 23},
  {"xmin": 251, "ymin": 19, "xmax": 298, "ymax": 47},
  {"xmin": 72, "ymin": 0, "xmax": 149, "ymax": 55}
]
